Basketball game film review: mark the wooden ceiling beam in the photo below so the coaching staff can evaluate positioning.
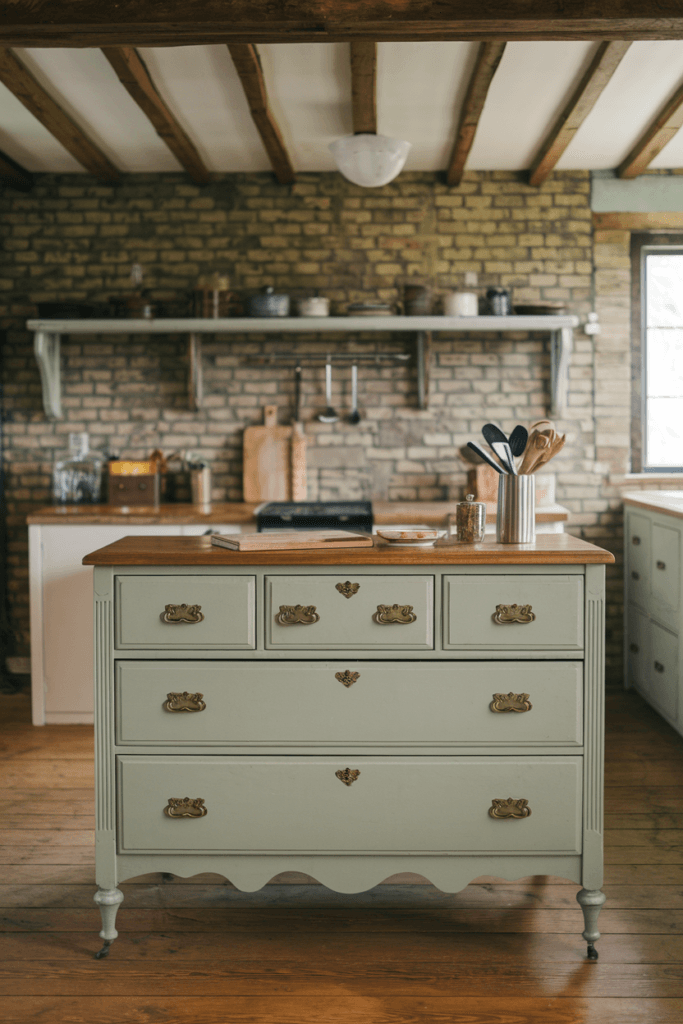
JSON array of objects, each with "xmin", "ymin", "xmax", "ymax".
[
  {"xmin": 2, "ymin": 2, "xmax": 683, "ymax": 47},
  {"xmin": 350, "ymin": 40, "xmax": 377, "ymax": 135},
  {"xmin": 529, "ymin": 40, "xmax": 631, "ymax": 186},
  {"xmin": 227, "ymin": 43, "xmax": 295, "ymax": 185},
  {"xmin": 617, "ymin": 81, "xmax": 683, "ymax": 179},
  {"xmin": 102, "ymin": 47, "xmax": 210, "ymax": 185},
  {"xmin": 0, "ymin": 48, "xmax": 119, "ymax": 182},
  {"xmin": 446, "ymin": 41, "xmax": 506, "ymax": 188},
  {"xmin": 0, "ymin": 148, "xmax": 33, "ymax": 191}
]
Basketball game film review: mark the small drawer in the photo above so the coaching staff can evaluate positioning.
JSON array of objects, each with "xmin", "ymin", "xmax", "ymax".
[
  {"xmin": 645, "ymin": 620, "xmax": 679, "ymax": 723},
  {"xmin": 265, "ymin": 575, "xmax": 434, "ymax": 649},
  {"xmin": 115, "ymin": 660, "xmax": 583, "ymax": 748},
  {"xmin": 651, "ymin": 524, "xmax": 680, "ymax": 625},
  {"xmin": 443, "ymin": 575, "xmax": 583, "ymax": 650},
  {"xmin": 627, "ymin": 512, "xmax": 651, "ymax": 608},
  {"xmin": 115, "ymin": 575, "xmax": 256, "ymax": 649},
  {"xmin": 118, "ymin": 754, "xmax": 582, "ymax": 855}
]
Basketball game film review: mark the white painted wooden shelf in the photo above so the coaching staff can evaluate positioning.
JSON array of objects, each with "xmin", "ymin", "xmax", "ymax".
[{"xmin": 27, "ymin": 314, "xmax": 578, "ymax": 420}]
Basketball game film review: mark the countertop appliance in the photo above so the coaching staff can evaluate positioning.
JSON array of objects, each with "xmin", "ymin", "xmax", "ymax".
[{"xmin": 256, "ymin": 500, "xmax": 373, "ymax": 534}]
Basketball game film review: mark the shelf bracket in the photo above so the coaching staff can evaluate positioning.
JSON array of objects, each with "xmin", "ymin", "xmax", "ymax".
[
  {"xmin": 33, "ymin": 331, "xmax": 62, "ymax": 420},
  {"xmin": 188, "ymin": 333, "xmax": 203, "ymax": 412},
  {"xmin": 550, "ymin": 326, "xmax": 573, "ymax": 418},
  {"xmin": 416, "ymin": 330, "xmax": 431, "ymax": 410}
]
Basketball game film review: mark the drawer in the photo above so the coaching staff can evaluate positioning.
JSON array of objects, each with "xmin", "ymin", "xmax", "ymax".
[
  {"xmin": 626, "ymin": 604, "xmax": 649, "ymax": 691},
  {"xmin": 651, "ymin": 523, "xmax": 681, "ymax": 624},
  {"xmin": 627, "ymin": 512, "xmax": 651, "ymax": 608},
  {"xmin": 265, "ymin": 575, "xmax": 433, "ymax": 649},
  {"xmin": 118, "ymin": 755, "xmax": 582, "ymax": 855},
  {"xmin": 115, "ymin": 660, "xmax": 583, "ymax": 748},
  {"xmin": 645, "ymin": 620, "xmax": 679, "ymax": 723},
  {"xmin": 443, "ymin": 575, "xmax": 583, "ymax": 650},
  {"xmin": 115, "ymin": 575, "xmax": 256, "ymax": 649}
]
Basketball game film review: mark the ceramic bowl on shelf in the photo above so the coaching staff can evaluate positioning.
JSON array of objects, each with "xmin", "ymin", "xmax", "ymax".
[{"xmin": 376, "ymin": 529, "xmax": 441, "ymax": 547}]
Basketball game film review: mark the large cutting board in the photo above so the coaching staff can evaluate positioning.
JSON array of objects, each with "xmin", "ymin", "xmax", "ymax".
[{"xmin": 243, "ymin": 405, "xmax": 293, "ymax": 502}]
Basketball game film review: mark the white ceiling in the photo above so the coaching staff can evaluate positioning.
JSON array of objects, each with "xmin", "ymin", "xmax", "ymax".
[{"xmin": 2, "ymin": 41, "xmax": 683, "ymax": 176}]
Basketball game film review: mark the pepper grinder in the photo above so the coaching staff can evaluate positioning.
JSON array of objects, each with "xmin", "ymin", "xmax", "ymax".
[{"xmin": 450, "ymin": 493, "xmax": 486, "ymax": 543}]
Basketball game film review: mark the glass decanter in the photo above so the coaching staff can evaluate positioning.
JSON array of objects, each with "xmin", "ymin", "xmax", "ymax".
[{"xmin": 52, "ymin": 432, "xmax": 104, "ymax": 504}]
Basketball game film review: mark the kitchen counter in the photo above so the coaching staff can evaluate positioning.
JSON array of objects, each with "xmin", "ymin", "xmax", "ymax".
[
  {"xmin": 28, "ymin": 501, "xmax": 570, "ymax": 527},
  {"xmin": 83, "ymin": 533, "xmax": 613, "ymax": 566},
  {"xmin": 623, "ymin": 490, "xmax": 683, "ymax": 520}
]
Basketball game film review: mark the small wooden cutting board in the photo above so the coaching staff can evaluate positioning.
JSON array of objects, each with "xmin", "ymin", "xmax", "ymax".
[
  {"xmin": 211, "ymin": 530, "xmax": 373, "ymax": 551},
  {"xmin": 242, "ymin": 405, "xmax": 293, "ymax": 502}
]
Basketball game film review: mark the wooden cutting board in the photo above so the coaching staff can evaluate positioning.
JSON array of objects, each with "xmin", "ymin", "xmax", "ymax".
[
  {"xmin": 212, "ymin": 530, "xmax": 373, "ymax": 551},
  {"xmin": 243, "ymin": 405, "xmax": 293, "ymax": 502}
]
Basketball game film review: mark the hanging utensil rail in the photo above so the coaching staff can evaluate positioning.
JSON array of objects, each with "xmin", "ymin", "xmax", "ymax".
[{"xmin": 242, "ymin": 352, "xmax": 411, "ymax": 365}]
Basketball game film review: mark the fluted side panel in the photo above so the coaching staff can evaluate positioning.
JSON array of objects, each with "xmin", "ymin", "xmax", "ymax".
[
  {"xmin": 95, "ymin": 594, "xmax": 114, "ymax": 832},
  {"xmin": 584, "ymin": 575, "xmax": 605, "ymax": 835}
]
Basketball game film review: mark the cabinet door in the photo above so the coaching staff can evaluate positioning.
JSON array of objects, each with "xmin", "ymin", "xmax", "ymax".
[
  {"xmin": 651, "ymin": 523, "xmax": 681, "ymax": 628},
  {"xmin": 646, "ymin": 621, "xmax": 679, "ymax": 724},
  {"xmin": 626, "ymin": 512, "xmax": 651, "ymax": 609},
  {"xmin": 626, "ymin": 605, "xmax": 649, "ymax": 691}
]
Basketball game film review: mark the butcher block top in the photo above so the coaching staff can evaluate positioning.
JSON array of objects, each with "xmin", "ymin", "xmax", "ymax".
[
  {"xmin": 28, "ymin": 500, "xmax": 569, "ymax": 527},
  {"xmin": 82, "ymin": 533, "xmax": 613, "ymax": 566},
  {"xmin": 623, "ymin": 490, "xmax": 683, "ymax": 520}
]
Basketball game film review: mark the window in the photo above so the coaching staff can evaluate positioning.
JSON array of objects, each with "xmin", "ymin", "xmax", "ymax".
[{"xmin": 641, "ymin": 247, "xmax": 683, "ymax": 470}]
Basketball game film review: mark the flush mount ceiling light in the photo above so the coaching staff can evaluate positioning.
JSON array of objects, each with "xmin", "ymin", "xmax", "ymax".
[{"xmin": 329, "ymin": 134, "xmax": 411, "ymax": 188}]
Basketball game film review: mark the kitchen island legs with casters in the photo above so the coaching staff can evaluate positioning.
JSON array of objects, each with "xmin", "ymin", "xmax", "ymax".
[{"xmin": 85, "ymin": 535, "xmax": 613, "ymax": 961}]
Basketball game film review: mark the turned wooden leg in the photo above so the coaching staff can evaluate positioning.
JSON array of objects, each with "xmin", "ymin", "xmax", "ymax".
[
  {"xmin": 576, "ymin": 887, "xmax": 606, "ymax": 960},
  {"xmin": 94, "ymin": 887, "xmax": 124, "ymax": 959}
]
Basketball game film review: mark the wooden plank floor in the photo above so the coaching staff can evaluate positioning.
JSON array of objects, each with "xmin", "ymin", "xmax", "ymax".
[{"xmin": 1, "ymin": 690, "xmax": 682, "ymax": 1023}]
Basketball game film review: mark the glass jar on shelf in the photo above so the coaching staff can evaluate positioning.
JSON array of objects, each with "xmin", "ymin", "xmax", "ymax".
[{"xmin": 52, "ymin": 432, "xmax": 104, "ymax": 504}]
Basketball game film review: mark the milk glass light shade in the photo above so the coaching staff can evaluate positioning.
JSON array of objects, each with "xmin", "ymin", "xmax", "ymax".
[{"xmin": 329, "ymin": 134, "xmax": 411, "ymax": 187}]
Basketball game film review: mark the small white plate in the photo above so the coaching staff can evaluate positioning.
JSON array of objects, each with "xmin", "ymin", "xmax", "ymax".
[{"xmin": 376, "ymin": 530, "xmax": 441, "ymax": 547}]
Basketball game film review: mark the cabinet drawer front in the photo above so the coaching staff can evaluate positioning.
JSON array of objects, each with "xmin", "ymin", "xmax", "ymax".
[
  {"xmin": 116, "ymin": 576, "xmax": 256, "ymax": 649},
  {"xmin": 265, "ymin": 575, "xmax": 434, "ymax": 649},
  {"xmin": 646, "ymin": 621, "xmax": 679, "ymax": 723},
  {"xmin": 444, "ymin": 575, "xmax": 583, "ymax": 650},
  {"xmin": 116, "ymin": 661, "xmax": 583, "ymax": 748},
  {"xmin": 118, "ymin": 755, "xmax": 582, "ymax": 855},
  {"xmin": 627, "ymin": 512, "xmax": 651, "ymax": 607},
  {"xmin": 652, "ymin": 523, "xmax": 681, "ymax": 623}
]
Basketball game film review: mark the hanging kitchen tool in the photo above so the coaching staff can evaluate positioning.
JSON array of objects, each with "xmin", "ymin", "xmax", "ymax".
[
  {"xmin": 290, "ymin": 364, "xmax": 307, "ymax": 501},
  {"xmin": 348, "ymin": 363, "xmax": 361, "ymax": 425},
  {"xmin": 318, "ymin": 357, "xmax": 339, "ymax": 423}
]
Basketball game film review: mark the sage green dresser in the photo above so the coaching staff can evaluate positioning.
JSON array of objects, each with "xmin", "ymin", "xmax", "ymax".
[{"xmin": 84, "ymin": 533, "xmax": 613, "ymax": 960}]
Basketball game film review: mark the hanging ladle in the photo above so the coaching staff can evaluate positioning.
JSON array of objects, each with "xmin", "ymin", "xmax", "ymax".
[{"xmin": 318, "ymin": 356, "xmax": 339, "ymax": 423}]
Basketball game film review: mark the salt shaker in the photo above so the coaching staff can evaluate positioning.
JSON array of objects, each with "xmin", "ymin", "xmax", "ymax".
[{"xmin": 450, "ymin": 493, "xmax": 486, "ymax": 543}]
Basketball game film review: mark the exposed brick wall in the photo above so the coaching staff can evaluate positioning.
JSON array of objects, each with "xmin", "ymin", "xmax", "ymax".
[{"xmin": 1, "ymin": 170, "xmax": 626, "ymax": 679}]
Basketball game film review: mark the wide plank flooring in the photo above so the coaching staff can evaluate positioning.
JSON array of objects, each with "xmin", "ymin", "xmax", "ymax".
[{"xmin": 1, "ymin": 689, "xmax": 682, "ymax": 1023}]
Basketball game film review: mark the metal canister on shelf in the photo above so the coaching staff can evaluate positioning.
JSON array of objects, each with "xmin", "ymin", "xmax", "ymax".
[
  {"xmin": 450, "ymin": 493, "xmax": 486, "ymax": 543},
  {"xmin": 487, "ymin": 287, "xmax": 512, "ymax": 316}
]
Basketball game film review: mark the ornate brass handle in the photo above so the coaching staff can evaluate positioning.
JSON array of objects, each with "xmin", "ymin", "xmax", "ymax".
[
  {"xmin": 492, "ymin": 604, "xmax": 535, "ymax": 625},
  {"xmin": 163, "ymin": 692, "xmax": 206, "ymax": 712},
  {"xmin": 373, "ymin": 604, "xmax": 417, "ymax": 625},
  {"xmin": 275, "ymin": 605, "xmax": 320, "ymax": 626},
  {"xmin": 655, "ymin": 661, "xmax": 665, "ymax": 673},
  {"xmin": 490, "ymin": 692, "xmax": 533, "ymax": 713},
  {"xmin": 489, "ymin": 798, "xmax": 531, "ymax": 819},
  {"xmin": 336, "ymin": 768, "xmax": 361, "ymax": 786},
  {"xmin": 657, "ymin": 561, "xmax": 666, "ymax": 570},
  {"xmin": 160, "ymin": 604, "xmax": 204, "ymax": 624},
  {"xmin": 632, "ymin": 536, "xmax": 641, "ymax": 545},
  {"xmin": 336, "ymin": 670, "xmax": 360, "ymax": 687},
  {"xmin": 629, "ymin": 643, "xmax": 639, "ymax": 654},
  {"xmin": 336, "ymin": 581, "xmax": 360, "ymax": 599},
  {"xmin": 164, "ymin": 798, "xmax": 207, "ymax": 818},
  {"xmin": 631, "ymin": 571, "xmax": 640, "ymax": 580}
]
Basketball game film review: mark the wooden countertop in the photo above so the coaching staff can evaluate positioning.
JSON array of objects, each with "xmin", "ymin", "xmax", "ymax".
[
  {"xmin": 27, "ymin": 501, "xmax": 569, "ymax": 526},
  {"xmin": 83, "ymin": 533, "xmax": 613, "ymax": 566},
  {"xmin": 623, "ymin": 490, "xmax": 683, "ymax": 520}
]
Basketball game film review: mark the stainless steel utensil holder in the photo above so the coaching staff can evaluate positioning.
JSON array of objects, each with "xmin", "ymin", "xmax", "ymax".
[{"xmin": 496, "ymin": 475, "xmax": 535, "ymax": 543}]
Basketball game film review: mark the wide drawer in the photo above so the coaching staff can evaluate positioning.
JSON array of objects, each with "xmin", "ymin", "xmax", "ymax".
[
  {"xmin": 115, "ymin": 660, "xmax": 583, "ymax": 748},
  {"xmin": 265, "ymin": 575, "xmax": 433, "ymax": 649},
  {"xmin": 443, "ymin": 575, "xmax": 583, "ymax": 650},
  {"xmin": 115, "ymin": 575, "xmax": 256, "ymax": 649},
  {"xmin": 118, "ymin": 755, "xmax": 582, "ymax": 854}
]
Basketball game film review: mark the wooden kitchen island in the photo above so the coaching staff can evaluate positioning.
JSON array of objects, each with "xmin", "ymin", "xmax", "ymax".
[{"xmin": 83, "ymin": 534, "xmax": 613, "ymax": 962}]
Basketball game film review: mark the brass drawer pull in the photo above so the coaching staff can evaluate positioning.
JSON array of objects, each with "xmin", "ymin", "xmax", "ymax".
[
  {"xmin": 161, "ymin": 604, "xmax": 204, "ymax": 624},
  {"xmin": 654, "ymin": 661, "xmax": 665, "ymax": 673},
  {"xmin": 163, "ymin": 692, "xmax": 206, "ymax": 713},
  {"xmin": 336, "ymin": 670, "xmax": 360, "ymax": 687},
  {"xmin": 276, "ymin": 605, "xmax": 320, "ymax": 626},
  {"xmin": 164, "ymin": 798, "xmax": 207, "ymax": 818},
  {"xmin": 490, "ymin": 692, "xmax": 532, "ymax": 713},
  {"xmin": 631, "ymin": 571, "xmax": 640, "ymax": 581},
  {"xmin": 373, "ymin": 604, "xmax": 417, "ymax": 625},
  {"xmin": 336, "ymin": 581, "xmax": 360, "ymax": 599},
  {"xmin": 632, "ymin": 536, "xmax": 641, "ymax": 545},
  {"xmin": 629, "ymin": 643, "xmax": 639, "ymax": 654},
  {"xmin": 657, "ymin": 561, "xmax": 666, "ymax": 570},
  {"xmin": 489, "ymin": 798, "xmax": 531, "ymax": 820},
  {"xmin": 492, "ymin": 604, "xmax": 535, "ymax": 625},
  {"xmin": 336, "ymin": 768, "xmax": 361, "ymax": 786}
]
